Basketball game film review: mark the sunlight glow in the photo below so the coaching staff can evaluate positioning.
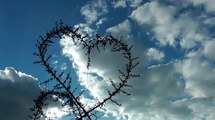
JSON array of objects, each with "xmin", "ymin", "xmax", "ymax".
[{"xmin": 45, "ymin": 107, "xmax": 68, "ymax": 120}]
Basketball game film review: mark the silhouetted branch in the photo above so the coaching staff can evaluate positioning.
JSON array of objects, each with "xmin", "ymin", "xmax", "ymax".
[{"xmin": 29, "ymin": 21, "xmax": 139, "ymax": 120}]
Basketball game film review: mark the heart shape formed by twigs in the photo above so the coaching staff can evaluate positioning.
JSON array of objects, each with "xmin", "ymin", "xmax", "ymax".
[{"xmin": 30, "ymin": 21, "xmax": 139, "ymax": 120}]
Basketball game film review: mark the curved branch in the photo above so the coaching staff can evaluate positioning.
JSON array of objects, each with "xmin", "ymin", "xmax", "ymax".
[{"xmin": 30, "ymin": 21, "xmax": 139, "ymax": 120}]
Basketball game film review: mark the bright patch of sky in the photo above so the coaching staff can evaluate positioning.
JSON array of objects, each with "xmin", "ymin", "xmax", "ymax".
[{"xmin": 1, "ymin": 0, "xmax": 215, "ymax": 120}]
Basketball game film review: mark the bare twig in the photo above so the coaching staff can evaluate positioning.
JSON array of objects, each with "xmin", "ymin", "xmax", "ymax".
[{"xmin": 29, "ymin": 21, "xmax": 139, "ymax": 120}]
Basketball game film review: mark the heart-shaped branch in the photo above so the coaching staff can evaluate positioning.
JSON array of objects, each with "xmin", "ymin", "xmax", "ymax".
[{"xmin": 29, "ymin": 21, "xmax": 140, "ymax": 120}]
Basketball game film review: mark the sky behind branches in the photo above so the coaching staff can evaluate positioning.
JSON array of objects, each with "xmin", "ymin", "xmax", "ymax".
[{"xmin": 1, "ymin": 0, "xmax": 215, "ymax": 120}]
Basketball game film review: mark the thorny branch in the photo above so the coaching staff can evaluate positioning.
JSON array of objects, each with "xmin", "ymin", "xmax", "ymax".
[{"xmin": 29, "ymin": 21, "xmax": 140, "ymax": 120}]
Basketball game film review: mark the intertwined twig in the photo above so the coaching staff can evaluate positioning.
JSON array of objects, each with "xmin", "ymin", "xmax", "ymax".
[{"xmin": 29, "ymin": 21, "xmax": 139, "ymax": 120}]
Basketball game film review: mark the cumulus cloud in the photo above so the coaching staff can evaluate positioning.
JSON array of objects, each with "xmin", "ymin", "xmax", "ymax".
[
  {"xmin": 81, "ymin": 0, "xmax": 108, "ymax": 24},
  {"xmin": 187, "ymin": 0, "xmax": 215, "ymax": 12},
  {"xmin": 112, "ymin": 0, "xmax": 142, "ymax": 8},
  {"xmin": 203, "ymin": 17, "xmax": 215, "ymax": 26},
  {"xmin": 43, "ymin": 101, "xmax": 69, "ymax": 120},
  {"xmin": 173, "ymin": 51, "xmax": 215, "ymax": 120},
  {"xmin": 0, "ymin": 67, "xmax": 68, "ymax": 120},
  {"xmin": 106, "ymin": 19, "xmax": 132, "ymax": 40},
  {"xmin": 60, "ymin": 36, "xmax": 192, "ymax": 119},
  {"xmin": 57, "ymin": 0, "xmax": 215, "ymax": 119},
  {"xmin": 130, "ymin": 1, "xmax": 206, "ymax": 48},
  {"xmin": 60, "ymin": 36, "xmax": 215, "ymax": 119},
  {"xmin": 4, "ymin": 0, "xmax": 215, "ymax": 120},
  {"xmin": 60, "ymin": 8, "xmax": 215, "ymax": 119},
  {"xmin": 112, "ymin": 0, "xmax": 127, "ymax": 8},
  {"xmin": 0, "ymin": 67, "xmax": 40, "ymax": 120},
  {"xmin": 176, "ymin": 55, "xmax": 215, "ymax": 98},
  {"xmin": 146, "ymin": 48, "xmax": 164, "ymax": 61},
  {"xmin": 74, "ymin": 23, "xmax": 96, "ymax": 38},
  {"xmin": 203, "ymin": 40, "xmax": 215, "ymax": 61}
]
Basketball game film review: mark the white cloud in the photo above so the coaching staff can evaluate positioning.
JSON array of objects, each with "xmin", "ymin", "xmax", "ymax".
[
  {"xmin": 59, "ymin": 1, "xmax": 215, "ymax": 119},
  {"xmin": 106, "ymin": 19, "xmax": 132, "ymax": 40},
  {"xmin": 44, "ymin": 107, "xmax": 68, "ymax": 120},
  {"xmin": 114, "ymin": 62, "xmax": 190, "ymax": 120},
  {"xmin": 0, "ymin": 67, "xmax": 69, "ymax": 120},
  {"xmin": 130, "ymin": 0, "xmax": 142, "ymax": 8},
  {"xmin": 112, "ymin": 0, "xmax": 127, "ymax": 8},
  {"xmin": 175, "ymin": 53, "xmax": 215, "ymax": 98},
  {"xmin": 203, "ymin": 40, "xmax": 215, "ymax": 61},
  {"xmin": 146, "ymin": 48, "xmax": 164, "ymax": 61},
  {"xmin": 81, "ymin": 0, "xmax": 108, "ymax": 24},
  {"xmin": 96, "ymin": 17, "xmax": 107, "ymax": 28},
  {"xmin": 59, "ymin": 38, "xmax": 191, "ymax": 119},
  {"xmin": 3, "ymin": 0, "xmax": 215, "ymax": 119},
  {"xmin": 187, "ymin": 0, "xmax": 215, "ymax": 12},
  {"xmin": 60, "ymin": 62, "xmax": 68, "ymax": 70},
  {"xmin": 130, "ymin": 1, "xmax": 206, "ymax": 48},
  {"xmin": 112, "ymin": 0, "xmax": 142, "ymax": 8},
  {"xmin": 173, "ymin": 52, "xmax": 215, "ymax": 120},
  {"xmin": 0, "ymin": 67, "xmax": 40, "ymax": 120},
  {"xmin": 60, "ymin": 33, "xmax": 215, "ymax": 120},
  {"xmin": 74, "ymin": 23, "xmax": 96, "ymax": 39},
  {"xmin": 203, "ymin": 17, "xmax": 215, "ymax": 25}
]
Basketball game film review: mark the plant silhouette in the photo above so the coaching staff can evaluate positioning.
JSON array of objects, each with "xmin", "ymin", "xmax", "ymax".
[{"xmin": 29, "ymin": 21, "xmax": 139, "ymax": 120}]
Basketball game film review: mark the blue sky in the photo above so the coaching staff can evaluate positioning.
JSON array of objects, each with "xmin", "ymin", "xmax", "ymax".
[
  {"xmin": 0, "ymin": 0, "xmax": 85, "ymax": 77},
  {"xmin": 1, "ymin": 0, "xmax": 215, "ymax": 120}
]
